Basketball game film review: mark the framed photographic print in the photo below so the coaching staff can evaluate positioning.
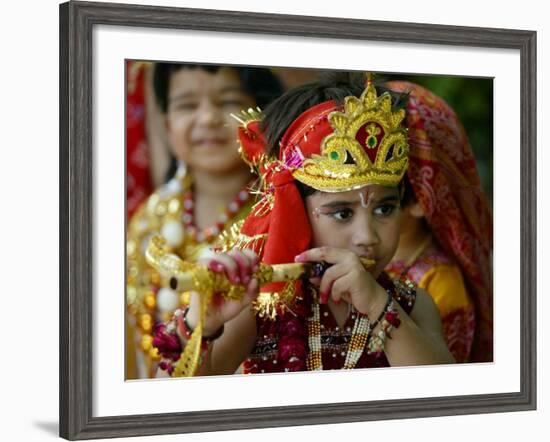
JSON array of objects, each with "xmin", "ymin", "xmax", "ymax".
[{"xmin": 59, "ymin": 0, "xmax": 536, "ymax": 439}]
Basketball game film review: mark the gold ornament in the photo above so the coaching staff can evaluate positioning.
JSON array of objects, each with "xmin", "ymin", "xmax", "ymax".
[
  {"xmin": 138, "ymin": 314, "xmax": 153, "ymax": 333},
  {"xmin": 140, "ymin": 334, "xmax": 154, "ymax": 352},
  {"xmin": 143, "ymin": 291, "xmax": 156, "ymax": 310},
  {"xmin": 149, "ymin": 346, "xmax": 161, "ymax": 361},
  {"xmin": 180, "ymin": 291, "xmax": 191, "ymax": 306},
  {"xmin": 252, "ymin": 292, "xmax": 281, "ymax": 321},
  {"xmin": 230, "ymin": 107, "xmax": 265, "ymax": 170},
  {"xmin": 292, "ymin": 80, "xmax": 409, "ymax": 192},
  {"xmin": 150, "ymin": 270, "xmax": 161, "ymax": 286}
]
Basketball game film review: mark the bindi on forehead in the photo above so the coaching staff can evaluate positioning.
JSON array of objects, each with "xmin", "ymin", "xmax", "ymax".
[
  {"xmin": 359, "ymin": 190, "xmax": 375, "ymax": 208},
  {"xmin": 316, "ymin": 186, "xmax": 398, "ymax": 205}
]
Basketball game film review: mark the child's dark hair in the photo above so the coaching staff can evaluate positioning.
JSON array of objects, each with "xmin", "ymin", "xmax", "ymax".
[
  {"xmin": 152, "ymin": 63, "xmax": 284, "ymax": 113},
  {"xmin": 400, "ymin": 174, "xmax": 417, "ymax": 207},
  {"xmin": 260, "ymin": 71, "xmax": 409, "ymax": 200}
]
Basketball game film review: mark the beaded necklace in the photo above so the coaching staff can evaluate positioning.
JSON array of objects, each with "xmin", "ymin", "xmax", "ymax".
[
  {"xmin": 181, "ymin": 184, "xmax": 252, "ymax": 243},
  {"xmin": 305, "ymin": 277, "xmax": 397, "ymax": 371},
  {"xmin": 305, "ymin": 302, "xmax": 372, "ymax": 371}
]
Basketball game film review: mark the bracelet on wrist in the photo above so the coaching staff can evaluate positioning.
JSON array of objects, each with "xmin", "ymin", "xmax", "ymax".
[
  {"xmin": 369, "ymin": 290, "xmax": 393, "ymax": 331},
  {"xmin": 367, "ymin": 292, "xmax": 402, "ymax": 354},
  {"xmin": 176, "ymin": 307, "xmax": 225, "ymax": 342},
  {"xmin": 155, "ymin": 307, "xmax": 224, "ymax": 376}
]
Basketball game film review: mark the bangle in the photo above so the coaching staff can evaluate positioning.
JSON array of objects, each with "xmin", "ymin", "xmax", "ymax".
[
  {"xmin": 177, "ymin": 308, "xmax": 225, "ymax": 342},
  {"xmin": 367, "ymin": 296, "xmax": 401, "ymax": 354},
  {"xmin": 158, "ymin": 308, "xmax": 222, "ymax": 377},
  {"xmin": 369, "ymin": 290, "xmax": 393, "ymax": 331}
]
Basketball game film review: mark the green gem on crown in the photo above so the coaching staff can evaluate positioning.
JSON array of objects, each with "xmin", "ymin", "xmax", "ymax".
[
  {"xmin": 330, "ymin": 151, "xmax": 340, "ymax": 160},
  {"xmin": 367, "ymin": 136, "xmax": 377, "ymax": 148}
]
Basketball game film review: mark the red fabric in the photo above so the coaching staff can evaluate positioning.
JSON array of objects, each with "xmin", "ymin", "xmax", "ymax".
[
  {"xmin": 237, "ymin": 101, "xmax": 341, "ymax": 293},
  {"xmin": 236, "ymin": 120, "xmax": 266, "ymax": 166},
  {"xmin": 240, "ymin": 166, "xmax": 311, "ymax": 295},
  {"xmin": 386, "ymin": 81, "xmax": 493, "ymax": 363},
  {"xmin": 279, "ymin": 101, "xmax": 337, "ymax": 160},
  {"xmin": 355, "ymin": 122, "xmax": 384, "ymax": 164},
  {"xmin": 442, "ymin": 306, "xmax": 476, "ymax": 364},
  {"xmin": 126, "ymin": 61, "xmax": 153, "ymax": 219}
]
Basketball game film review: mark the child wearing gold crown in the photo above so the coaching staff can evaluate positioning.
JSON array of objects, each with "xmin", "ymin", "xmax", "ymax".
[{"xmin": 153, "ymin": 73, "xmax": 455, "ymax": 377}]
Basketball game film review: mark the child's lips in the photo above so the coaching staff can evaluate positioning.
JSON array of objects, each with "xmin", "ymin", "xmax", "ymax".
[{"xmin": 194, "ymin": 138, "xmax": 227, "ymax": 149}]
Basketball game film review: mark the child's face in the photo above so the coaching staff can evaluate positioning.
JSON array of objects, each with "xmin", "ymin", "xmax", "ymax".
[
  {"xmin": 305, "ymin": 185, "xmax": 402, "ymax": 277},
  {"xmin": 165, "ymin": 67, "xmax": 255, "ymax": 175}
]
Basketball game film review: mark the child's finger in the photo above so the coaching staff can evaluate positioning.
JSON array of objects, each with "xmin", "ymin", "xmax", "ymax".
[
  {"xmin": 330, "ymin": 292, "xmax": 351, "ymax": 306},
  {"xmin": 318, "ymin": 263, "xmax": 347, "ymax": 304},
  {"xmin": 331, "ymin": 277, "xmax": 351, "ymax": 305},
  {"xmin": 207, "ymin": 260, "xmax": 225, "ymax": 274},
  {"xmin": 229, "ymin": 249, "xmax": 253, "ymax": 284},
  {"xmin": 242, "ymin": 249, "xmax": 260, "ymax": 271},
  {"xmin": 243, "ymin": 278, "xmax": 259, "ymax": 305},
  {"xmin": 295, "ymin": 247, "xmax": 351, "ymax": 265},
  {"xmin": 209, "ymin": 254, "xmax": 240, "ymax": 284}
]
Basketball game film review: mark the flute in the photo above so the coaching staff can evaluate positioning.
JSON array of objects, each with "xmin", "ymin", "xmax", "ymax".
[{"xmin": 145, "ymin": 235, "xmax": 375, "ymax": 297}]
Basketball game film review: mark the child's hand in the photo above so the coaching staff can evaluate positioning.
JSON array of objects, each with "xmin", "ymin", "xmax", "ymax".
[
  {"xmin": 185, "ymin": 249, "xmax": 260, "ymax": 337},
  {"xmin": 295, "ymin": 247, "xmax": 387, "ymax": 317}
]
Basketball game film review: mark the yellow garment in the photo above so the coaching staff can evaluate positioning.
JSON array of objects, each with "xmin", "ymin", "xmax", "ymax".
[
  {"xmin": 418, "ymin": 264, "xmax": 472, "ymax": 318},
  {"xmin": 125, "ymin": 171, "xmax": 254, "ymax": 379}
]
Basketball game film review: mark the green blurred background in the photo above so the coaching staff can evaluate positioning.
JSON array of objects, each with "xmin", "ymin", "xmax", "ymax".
[{"xmin": 382, "ymin": 72, "xmax": 493, "ymax": 203}]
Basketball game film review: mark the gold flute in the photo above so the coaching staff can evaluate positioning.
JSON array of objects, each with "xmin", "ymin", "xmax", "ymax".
[{"xmin": 145, "ymin": 235, "xmax": 375, "ymax": 297}]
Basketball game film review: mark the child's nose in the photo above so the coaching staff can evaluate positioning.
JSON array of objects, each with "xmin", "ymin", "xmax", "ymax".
[
  {"xmin": 352, "ymin": 217, "xmax": 380, "ymax": 248},
  {"xmin": 197, "ymin": 101, "xmax": 223, "ymax": 126}
]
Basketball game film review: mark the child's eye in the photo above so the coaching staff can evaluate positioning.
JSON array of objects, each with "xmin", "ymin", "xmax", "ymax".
[
  {"xmin": 373, "ymin": 204, "xmax": 397, "ymax": 217},
  {"xmin": 219, "ymin": 99, "xmax": 245, "ymax": 108},
  {"xmin": 330, "ymin": 208, "xmax": 354, "ymax": 221},
  {"xmin": 171, "ymin": 102, "xmax": 198, "ymax": 112}
]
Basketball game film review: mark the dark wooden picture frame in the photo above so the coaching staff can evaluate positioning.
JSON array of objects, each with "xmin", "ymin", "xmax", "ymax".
[{"xmin": 59, "ymin": 1, "xmax": 537, "ymax": 439}]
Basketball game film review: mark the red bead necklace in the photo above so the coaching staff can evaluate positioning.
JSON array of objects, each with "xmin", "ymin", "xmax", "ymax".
[{"xmin": 181, "ymin": 185, "xmax": 252, "ymax": 243}]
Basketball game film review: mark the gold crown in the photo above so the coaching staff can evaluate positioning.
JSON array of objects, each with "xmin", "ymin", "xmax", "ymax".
[{"xmin": 292, "ymin": 81, "xmax": 409, "ymax": 192}]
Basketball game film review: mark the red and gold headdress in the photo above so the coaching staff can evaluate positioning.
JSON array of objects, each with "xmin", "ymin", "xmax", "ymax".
[
  {"xmin": 233, "ymin": 75, "xmax": 409, "ymax": 193},
  {"xmin": 227, "ymin": 75, "xmax": 410, "ymax": 319}
]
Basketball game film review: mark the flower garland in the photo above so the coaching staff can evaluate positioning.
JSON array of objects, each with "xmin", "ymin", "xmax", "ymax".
[{"xmin": 275, "ymin": 291, "xmax": 311, "ymax": 372}]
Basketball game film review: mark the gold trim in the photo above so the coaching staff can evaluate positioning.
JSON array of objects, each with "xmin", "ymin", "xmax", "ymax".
[{"xmin": 292, "ymin": 82, "xmax": 409, "ymax": 192}]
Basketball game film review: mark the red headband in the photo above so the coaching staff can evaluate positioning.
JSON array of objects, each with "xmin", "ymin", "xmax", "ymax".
[{"xmin": 234, "ymin": 101, "xmax": 339, "ymax": 297}]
